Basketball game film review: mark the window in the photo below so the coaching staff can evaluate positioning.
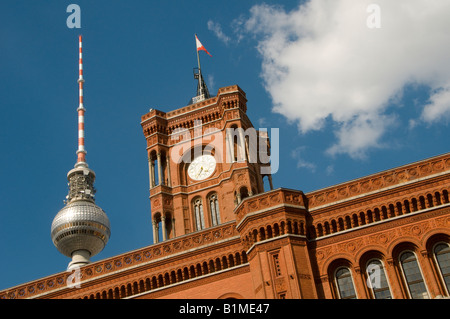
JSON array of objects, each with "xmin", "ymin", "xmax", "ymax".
[
  {"xmin": 209, "ymin": 193, "xmax": 220, "ymax": 227},
  {"xmin": 399, "ymin": 251, "xmax": 429, "ymax": 299},
  {"xmin": 227, "ymin": 125, "xmax": 240, "ymax": 162},
  {"xmin": 240, "ymin": 187, "xmax": 249, "ymax": 201},
  {"xmin": 334, "ymin": 267, "xmax": 357, "ymax": 299},
  {"xmin": 434, "ymin": 243, "xmax": 450, "ymax": 294},
  {"xmin": 193, "ymin": 198, "xmax": 205, "ymax": 231},
  {"xmin": 366, "ymin": 259, "xmax": 392, "ymax": 299}
]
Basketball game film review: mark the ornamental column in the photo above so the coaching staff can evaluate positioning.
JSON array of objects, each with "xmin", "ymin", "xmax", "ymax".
[
  {"xmin": 236, "ymin": 192, "xmax": 242, "ymax": 205},
  {"xmin": 418, "ymin": 250, "xmax": 440, "ymax": 298},
  {"xmin": 238, "ymin": 127, "xmax": 246, "ymax": 161},
  {"xmin": 385, "ymin": 258, "xmax": 404, "ymax": 299},
  {"xmin": 157, "ymin": 152, "xmax": 163, "ymax": 186},
  {"xmin": 161, "ymin": 216, "xmax": 167, "ymax": 241},
  {"xmin": 148, "ymin": 157, "xmax": 154, "ymax": 189},
  {"xmin": 152, "ymin": 220, "xmax": 159, "ymax": 243},
  {"xmin": 172, "ymin": 217, "xmax": 176, "ymax": 237},
  {"xmin": 166, "ymin": 155, "xmax": 172, "ymax": 187},
  {"xmin": 353, "ymin": 267, "xmax": 369, "ymax": 299},
  {"xmin": 226, "ymin": 130, "xmax": 234, "ymax": 163}
]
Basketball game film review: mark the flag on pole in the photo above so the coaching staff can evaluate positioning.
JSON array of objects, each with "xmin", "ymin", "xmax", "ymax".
[{"xmin": 195, "ymin": 34, "xmax": 212, "ymax": 57}]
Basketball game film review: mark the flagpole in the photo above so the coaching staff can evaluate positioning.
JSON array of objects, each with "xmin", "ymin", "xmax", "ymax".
[{"xmin": 195, "ymin": 34, "xmax": 204, "ymax": 97}]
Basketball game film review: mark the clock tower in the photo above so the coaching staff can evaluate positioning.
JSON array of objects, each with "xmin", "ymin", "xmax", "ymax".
[{"xmin": 141, "ymin": 85, "xmax": 274, "ymax": 243}]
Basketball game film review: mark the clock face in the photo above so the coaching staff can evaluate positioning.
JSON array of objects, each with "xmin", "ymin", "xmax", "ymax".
[{"xmin": 188, "ymin": 154, "xmax": 216, "ymax": 181}]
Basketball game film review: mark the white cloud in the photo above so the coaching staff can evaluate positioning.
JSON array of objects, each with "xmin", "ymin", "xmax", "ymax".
[
  {"xmin": 230, "ymin": 15, "xmax": 246, "ymax": 44},
  {"xmin": 258, "ymin": 117, "xmax": 267, "ymax": 127},
  {"xmin": 408, "ymin": 119, "xmax": 418, "ymax": 130},
  {"xmin": 207, "ymin": 20, "xmax": 231, "ymax": 45},
  {"xmin": 326, "ymin": 165, "xmax": 334, "ymax": 176},
  {"xmin": 327, "ymin": 112, "xmax": 397, "ymax": 159},
  {"xmin": 241, "ymin": 0, "xmax": 450, "ymax": 158},
  {"xmin": 206, "ymin": 74, "xmax": 215, "ymax": 94},
  {"xmin": 291, "ymin": 146, "xmax": 316, "ymax": 172},
  {"xmin": 421, "ymin": 84, "xmax": 450, "ymax": 123}
]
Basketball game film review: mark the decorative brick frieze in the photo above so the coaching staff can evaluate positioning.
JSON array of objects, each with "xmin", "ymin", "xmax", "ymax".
[
  {"xmin": 1, "ymin": 222, "xmax": 240, "ymax": 299},
  {"xmin": 307, "ymin": 153, "xmax": 450, "ymax": 210}
]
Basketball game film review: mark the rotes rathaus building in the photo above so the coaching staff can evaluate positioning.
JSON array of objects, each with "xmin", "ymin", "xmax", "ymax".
[{"xmin": 1, "ymin": 35, "xmax": 450, "ymax": 300}]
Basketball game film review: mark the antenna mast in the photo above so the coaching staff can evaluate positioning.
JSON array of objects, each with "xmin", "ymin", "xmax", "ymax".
[{"xmin": 76, "ymin": 35, "xmax": 87, "ymax": 167}]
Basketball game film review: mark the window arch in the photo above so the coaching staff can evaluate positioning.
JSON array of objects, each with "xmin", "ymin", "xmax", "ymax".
[
  {"xmin": 226, "ymin": 124, "xmax": 245, "ymax": 163},
  {"xmin": 240, "ymin": 186, "xmax": 249, "ymax": 201},
  {"xmin": 399, "ymin": 251, "xmax": 429, "ymax": 299},
  {"xmin": 366, "ymin": 259, "xmax": 392, "ymax": 299},
  {"xmin": 433, "ymin": 242, "xmax": 450, "ymax": 295},
  {"xmin": 334, "ymin": 267, "xmax": 357, "ymax": 299},
  {"xmin": 208, "ymin": 193, "xmax": 221, "ymax": 227},
  {"xmin": 193, "ymin": 197, "xmax": 205, "ymax": 231}
]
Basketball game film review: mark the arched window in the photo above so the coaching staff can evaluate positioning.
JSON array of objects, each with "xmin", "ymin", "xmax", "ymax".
[
  {"xmin": 240, "ymin": 186, "xmax": 249, "ymax": 201},
  {"xmin": 399, "ymin": 251, "xmax": 429, "ymax": 299},
  {"xmin": 152, "ymin": 213, "xmax": 162, "ymax": 244},
  {"xmin": 433, "ymin": 242, "xmax": 450, "ymax": 294},
  {"xmin": 443, "ymin": 190, "xmax": 449, "ymax": 203},
  {"xmin": 209, "ymin": 193, "xmax": 220, "ymax": 227},
  {"xmin": 334, "ymin": 267, "xmax": 357, "ymax": 299},
  {"xmin": 193, "ymin": 198, "xmax": 205, "ymax": 231},
  {"xmin": 366, "ymin": 259, "xmax": 392, "ymax": 299},
  {"xmin": 226, "ymin": 124, "xmax": 242, "ymax": 162}
]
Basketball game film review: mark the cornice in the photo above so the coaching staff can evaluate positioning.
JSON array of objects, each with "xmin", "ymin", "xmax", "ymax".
[
  {"xmin": 311, "ymin": 204, "xmax": 450, "ymax": 247},
  {"xmin": 140, "ymin": 85, "xmax": 246, "ymax": 125},
  {"xmin": 306, "ymin": 153, "xmax": 450, "ymax": 211},
  {"xmin": 0, "ymin": 221, "xmax": 240, "ymax": 299}
]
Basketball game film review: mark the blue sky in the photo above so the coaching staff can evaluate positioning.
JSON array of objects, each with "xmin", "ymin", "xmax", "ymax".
[{"xmin": 1, "ymin": 0, "xmax": 450, "ymax": 290}]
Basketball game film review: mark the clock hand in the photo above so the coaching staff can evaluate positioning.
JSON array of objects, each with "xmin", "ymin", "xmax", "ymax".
[{"xmin": 196, "ymin": 167, "xmax": 203, "ymax": 178}]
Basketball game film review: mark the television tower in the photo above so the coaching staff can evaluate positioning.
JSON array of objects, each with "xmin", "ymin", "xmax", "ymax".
[{"xmin": 51, "ymin": 35, "xmax": 111, "ymax": 270}]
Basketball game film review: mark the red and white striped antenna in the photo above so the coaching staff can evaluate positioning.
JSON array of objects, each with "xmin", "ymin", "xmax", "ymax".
[{"xmin": 76, "ymin": 34, "xmax": 87, "ymax": 167}]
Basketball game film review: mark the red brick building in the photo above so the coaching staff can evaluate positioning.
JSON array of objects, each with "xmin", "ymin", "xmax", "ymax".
[{"xmin": 1, "ymin": 85, "xmax": 449, "ymax": 300}]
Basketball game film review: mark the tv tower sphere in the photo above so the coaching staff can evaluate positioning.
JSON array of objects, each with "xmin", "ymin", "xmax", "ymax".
[{"xmin": 51, "ymin": 167, "xmax": 111, "ymax": 269}]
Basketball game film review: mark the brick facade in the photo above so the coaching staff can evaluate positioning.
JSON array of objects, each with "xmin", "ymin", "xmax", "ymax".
[{"xmin": 1, "ymin": 85, "xmax": 449, "ymax": 299}]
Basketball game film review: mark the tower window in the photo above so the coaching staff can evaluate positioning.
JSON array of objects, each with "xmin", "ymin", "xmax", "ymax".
[
  {"xmin": 209, "ymin": 193, "xmax": 220, "ymax": 227},
  {"xmin": 193, "ymin": 198, "xmax": 205, "ymax": 231}
]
